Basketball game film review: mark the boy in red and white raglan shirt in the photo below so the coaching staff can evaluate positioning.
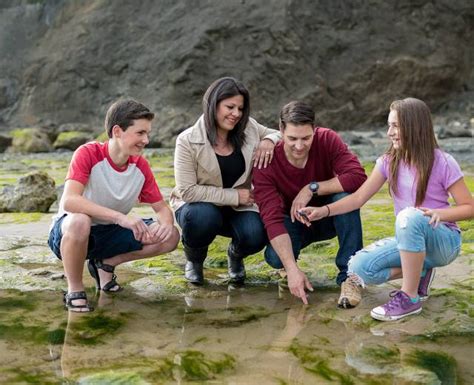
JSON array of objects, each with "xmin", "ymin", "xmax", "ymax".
[{"xmin": 48, "ymin": 99, "xmax": 179, "ymax": 312}]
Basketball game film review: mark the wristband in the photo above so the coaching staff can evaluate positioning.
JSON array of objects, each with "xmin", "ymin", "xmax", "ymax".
[{"xmin": 325, "ymin": 205, "xmax": 330, "ymax": 217}]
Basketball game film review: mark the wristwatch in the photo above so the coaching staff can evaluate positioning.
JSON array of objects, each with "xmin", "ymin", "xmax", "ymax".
[{"xmin": 309, "ymin": 181, "xmax": 319, "ymax": 195}]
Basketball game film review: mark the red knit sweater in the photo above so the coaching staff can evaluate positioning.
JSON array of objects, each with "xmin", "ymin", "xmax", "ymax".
[{"xmin": 253, "ymin": 127, "xmax": 367, "ymax": 240}]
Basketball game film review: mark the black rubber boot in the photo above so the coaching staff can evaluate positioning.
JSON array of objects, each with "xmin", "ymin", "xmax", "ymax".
[
  {"xmin": 227, "ymin": 244, "xmax": 246, "ymax": 284},
  {"xmin": 184, "ymin": 244, "xmax": 207, "ymax": 285}
]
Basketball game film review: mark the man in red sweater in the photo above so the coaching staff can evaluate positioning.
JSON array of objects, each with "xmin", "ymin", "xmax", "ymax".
[{"xmin": 253, "ymin": 101, "xmax": 367, "ymax": 306}]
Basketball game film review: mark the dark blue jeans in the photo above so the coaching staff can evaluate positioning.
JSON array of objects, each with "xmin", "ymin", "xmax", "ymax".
[
  {"xmin": 175, "ymin": 202, "xmax": 268, "ymax": 259},
  {"xmin": 264, "ymin": 192, "xmax": 363, "ymax": 285}
]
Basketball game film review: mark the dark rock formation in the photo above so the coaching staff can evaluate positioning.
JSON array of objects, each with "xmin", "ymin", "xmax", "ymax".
[
  {"xmin": 0, "ymin": 0, "xmax": 473, "ymax": 147},
  {"xmin": 0, "ymin": 171, "xmax": 57, "ymax": 212},
  {"xmin": 0, "ymin": 133, "xmax": 12, "ymax": 153}
]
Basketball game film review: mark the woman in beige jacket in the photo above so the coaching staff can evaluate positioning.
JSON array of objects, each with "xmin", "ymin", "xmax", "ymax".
[{"xmin": 170, "ymin": 77, "xmax": 280, "ymax": 285}]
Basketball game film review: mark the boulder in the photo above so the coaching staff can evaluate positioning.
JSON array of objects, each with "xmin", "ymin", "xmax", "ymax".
[
  {"xmin": 339, "ymin": 132, "xmax": 373, "ymax": 146},
  {"xmin": 0, "ymin": 171, "xmax": 57, "ymax": 212},
  {"xmin": 437, "ymin": 121, "xmax": 472, "ymax": 139},
  {"xmin": 0, "ymin": 133, "xmax": 12, "ymax": 152},
  {"xmin": 9, "ymin": 128, "xmax": 53, "ymax": 153},
  {"xmin": 53, "ymin": 131, "xmax": 92, "ymax": 150}
]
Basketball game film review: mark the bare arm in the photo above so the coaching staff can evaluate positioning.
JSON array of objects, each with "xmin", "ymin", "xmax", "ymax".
[
  {"xmin": 269, "ymin": 234, "xmax": 313, "ymax": 304},
  {"xmin": 300, "ymin": 167, "xmax": 386, "ymax": 222},
  {"xmin": 420, "ymin": 177, "xmax": 474, "ymax": 226}
]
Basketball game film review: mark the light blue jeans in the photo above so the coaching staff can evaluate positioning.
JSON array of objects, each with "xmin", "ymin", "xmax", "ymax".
[{"xmin": 348, "ymin": 207, "xmax": 461, "ymax": 285}]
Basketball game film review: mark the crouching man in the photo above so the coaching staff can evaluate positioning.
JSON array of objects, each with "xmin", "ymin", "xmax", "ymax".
[{"xmin": 253, "ymin": 101, "xmax": 366, "ymax": 306}]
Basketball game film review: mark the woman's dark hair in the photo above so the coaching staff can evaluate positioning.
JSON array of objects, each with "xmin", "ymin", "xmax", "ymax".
[
  {"xmin": 202, "ymin": 77, "xmax": 250, "ymax": 150},
  {"xmin": 105, "ymin": 99, "xmax": 154, "ymax": 138}
]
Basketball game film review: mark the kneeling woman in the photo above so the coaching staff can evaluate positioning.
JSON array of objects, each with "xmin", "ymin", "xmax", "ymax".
[{"xmin": 170, "ymin": 77, "xmax": 280, "ymax": 284}]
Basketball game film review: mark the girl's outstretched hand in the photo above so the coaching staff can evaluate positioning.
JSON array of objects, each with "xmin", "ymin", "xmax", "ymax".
[
  {"xmin": 298, "ymin": 206, "xmax": 327, "ymax": 226},
  {"xmin": 419, "ymin": 207, "xmax": 441, "ymax": 228}
]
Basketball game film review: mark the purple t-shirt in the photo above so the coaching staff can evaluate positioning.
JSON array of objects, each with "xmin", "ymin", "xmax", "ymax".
[{"xmin": 376, "ymin": 149, "xmax": 463, "ymax": 230}]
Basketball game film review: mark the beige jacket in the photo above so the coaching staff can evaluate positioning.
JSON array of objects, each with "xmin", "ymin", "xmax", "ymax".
[{"xmin": 170, "ymin": 115, "xmax": 280, "ymax": 213}]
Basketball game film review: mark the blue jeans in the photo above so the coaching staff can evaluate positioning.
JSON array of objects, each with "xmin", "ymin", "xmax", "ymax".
[
  {"xmin": 264, "ymin": 192, "xmax": 363, "ymax": 285},
  {"xmin": 348, "ymin": 207, "xmax": 461, "ymax": 285},
  {"xmin": 175, "ymin": 202, "xmax": 268, "ymax": 258}
]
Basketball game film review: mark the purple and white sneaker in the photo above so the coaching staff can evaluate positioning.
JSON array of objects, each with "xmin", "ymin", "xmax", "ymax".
[
  {"xmin": 418, "ymin": 268, "xmax": 435, "ymax": 302},
  {"xmin": 370, "ymin": 290, "xmax": 422, "ymax": 321}
]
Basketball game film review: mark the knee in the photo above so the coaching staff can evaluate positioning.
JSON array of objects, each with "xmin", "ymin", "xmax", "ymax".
[
  {"xmin": 264, "ymin": 246, "xmax": 284, "ymax": 269},
  {"xmin": 150, "ymin": 226, "xmax": 180, "ymax": 254},
  {"xmin": 63, "ymin": 214, "xmax": 91, "ymax": 241},
  {"xmin": 395, "ymin": 207, "xmax": 426, "ymax": 236},
  {"xmin": 237, "ymin": 227, "xmax": 267, "ymax": 255},
  {"xmin": 180, "ymin": 203, "xmax": 221, "ymax": 233},
  {"xmin": 162, "ymin": 227, "xmax": 180, "ymax": 253}
]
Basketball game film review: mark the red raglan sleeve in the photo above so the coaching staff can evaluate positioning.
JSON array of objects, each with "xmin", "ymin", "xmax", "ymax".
[{"xmin": 66, "ymin": 144, "xmax": 94, "ymax": 185}]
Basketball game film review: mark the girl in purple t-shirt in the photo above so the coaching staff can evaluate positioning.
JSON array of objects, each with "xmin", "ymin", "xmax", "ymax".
[{"xmin": 300, "ymin": 97, "xmax": 473, "ymax": 321}]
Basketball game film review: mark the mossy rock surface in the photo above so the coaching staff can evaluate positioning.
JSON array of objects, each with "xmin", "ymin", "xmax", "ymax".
[
  {"xmin": 53, "ymin": 131, "xmax": 92, "ymax": 150},
  {"xmin": 10, "ymin": 128, "xmax": 53, "ymax": 153},
  {"xmin": 0, "ymin": 171, "xmax": 57, "ymax": 213}
]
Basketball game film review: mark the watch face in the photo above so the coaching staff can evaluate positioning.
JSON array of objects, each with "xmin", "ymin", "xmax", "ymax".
[{"xmin": 309, "ymin": 182, "xmax": 319, "ymax": 193}]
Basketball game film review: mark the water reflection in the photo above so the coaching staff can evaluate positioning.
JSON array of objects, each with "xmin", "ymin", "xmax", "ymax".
[{"xmin": 0, "ymin": 286, "xmax": 471, "ymax": 384}]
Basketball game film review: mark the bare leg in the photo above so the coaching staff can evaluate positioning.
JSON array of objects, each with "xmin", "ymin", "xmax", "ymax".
[
  {"xmin": 399, "ymin": 250, "xmax": 425, "ymax": 298},
  {"xmin": 96, "ymin": 227, "xmax": 180, "ymax": 290},
  {"xmin": 389, "ymin": 267, "xmax": 402, "ymax": 280},
  {"xmin": 60, "ymin": 214, "xmax": 92, "ymax": 310}
]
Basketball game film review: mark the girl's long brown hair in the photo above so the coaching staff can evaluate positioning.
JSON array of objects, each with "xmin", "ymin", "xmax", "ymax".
[{"xmin": 387, "ymin": 98, "xmax": 439, "ymax": 206}]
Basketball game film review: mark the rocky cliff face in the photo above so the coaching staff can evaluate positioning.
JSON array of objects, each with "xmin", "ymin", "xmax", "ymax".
[{"xmin": 1, "ymin": 0, "xmax": 473, "ymax": 146}]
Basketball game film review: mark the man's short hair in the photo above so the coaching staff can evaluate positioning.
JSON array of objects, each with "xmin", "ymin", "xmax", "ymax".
[
  {"xmin": 104, "ymin": 99, "xmax": 154, "ymax": 138},
  {"xmin": 280, "ymin": 101, "xmax": 315, "ymax": 130}
]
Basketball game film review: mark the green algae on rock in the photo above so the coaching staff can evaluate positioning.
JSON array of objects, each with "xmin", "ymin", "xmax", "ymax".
[
  {"xmin": 405, "ymin": 349, "xmax": 458, "ymax": 385},
  {"xmin": 185, "ymin": 305, "xmax": 274, "ymax": 328},
  {"xmin": 53, "ymin": 131, "xmax": 92, "ymax": 151},
  {"xmin": 67, "ymin": 312, "xmax": 128, "ymax": 346},
  {"xmin": 169, "ymin": 350, "xmax": 235, "ymax": 381},
  {"xmin": 289, "ymin": 340, "xmax": 354, "ymax": 384},
  {"xmin": 10, "ymin": 128, "xmax": 53, "ymax": 153}
]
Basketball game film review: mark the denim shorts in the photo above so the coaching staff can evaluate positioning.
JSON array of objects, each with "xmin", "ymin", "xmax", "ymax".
[{"xmin": 48, "ymin": 214, "xmax": 153, "ymax": 260}]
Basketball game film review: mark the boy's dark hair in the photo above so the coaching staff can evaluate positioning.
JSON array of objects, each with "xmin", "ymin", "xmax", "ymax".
[
  {"xmin": 279, "ymin": 101, "xmax": 315, "ymax": 130},
  {"xmin": 104, "ymin": 99, "xmax": 154, "ymax": 138},
  {"xmin": 202, "ymin": 77, "xmax": 250, "ymax": 150}
]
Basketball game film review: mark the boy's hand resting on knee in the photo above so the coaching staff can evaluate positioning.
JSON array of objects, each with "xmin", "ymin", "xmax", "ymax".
[
  {"xmin": 116, "ymin": 214, "xmax": 152, "ymax": 241},
  {"xmin": 144, "ymin": 222, "xmax": 175, "ymax": 244}
]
